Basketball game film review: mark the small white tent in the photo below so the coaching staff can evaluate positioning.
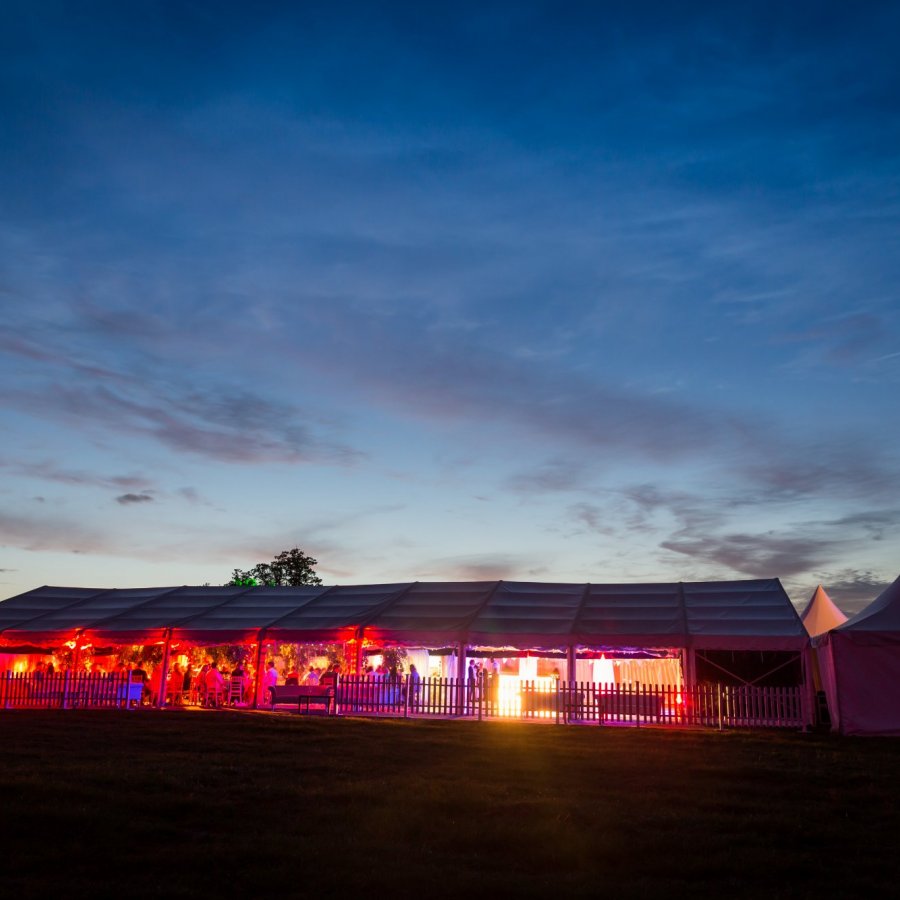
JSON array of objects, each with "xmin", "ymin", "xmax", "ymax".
[
  {"xmin": 802, "ymin": 585, "xmax": 848, "ymax": 705},
  {"xmin": 800, "ymin": 585, "xmax": 848, "ymax": 637},
  {"xmin": 817, "ymin": 574, "xmax": 900, "ymax": 735}
]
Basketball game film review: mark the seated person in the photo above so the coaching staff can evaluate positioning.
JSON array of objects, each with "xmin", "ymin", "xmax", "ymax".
[
  {"xmin": 131, "ymin": 664, "xmax": 151, "ymax": 703},
  {"xmin": 205, "ymin": 663, "xmax": 226, "ymax": 706},
  {"xmin": 229, "ymin": 665, "xmax": 248, "ymax": 704},
  {"xmin": 284, "ymin": 667, "xmax": 300, "ymax": 686}
]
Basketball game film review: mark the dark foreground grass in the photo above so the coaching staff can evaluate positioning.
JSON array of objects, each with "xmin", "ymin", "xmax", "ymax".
[{"xmin": 2, "ymin": 711, "xmax": 898, "ymax": 899}]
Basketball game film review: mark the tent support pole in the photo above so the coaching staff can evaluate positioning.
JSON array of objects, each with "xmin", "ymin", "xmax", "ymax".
[
  {"xmin": 253, "ymin": 630, "xmax": 266, "ymax": 710},
  {"xmin": 566, "ymin": 645, "xmax": 577, "ymax": 683},
  {"xmin": 682, "ymin": 647, "xmax": 696, "ymax": 690},
  {"xmin": 457, "ymin": 640, "xmax": 466, "ymax": 716},
  {"xmin": 156, "ymin": 630, "xmax": 172, "ymax": 708},
  {"xmin": 801, "ymin": 648, "xmax": 815, "ymax": 730},
  {"xmin": 354, "ymin": 630, "xmax": 364, "ymax": 675}
]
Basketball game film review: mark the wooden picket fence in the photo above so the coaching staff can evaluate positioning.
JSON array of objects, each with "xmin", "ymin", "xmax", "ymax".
[
  {"xmin": 1, "ymin": 671, "xmax": 806, "ymax": 729},
  {"xmin": 1, "ymin": 671, "xmax": 143, "ymax": 709},
  {"xmin": 333, "ymin": 677, "xmax": 806, "ymax": 729}
]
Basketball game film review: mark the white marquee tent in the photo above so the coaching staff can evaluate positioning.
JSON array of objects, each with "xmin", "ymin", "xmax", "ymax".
[{"xmin": 816, "ymin": 574, "xmax": 900, "ymax": 735}]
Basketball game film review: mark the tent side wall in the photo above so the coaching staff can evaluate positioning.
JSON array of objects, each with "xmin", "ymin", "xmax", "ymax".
[{"xmin": 827, "ymin": 632, "xmax": 900, "ymax": 736}]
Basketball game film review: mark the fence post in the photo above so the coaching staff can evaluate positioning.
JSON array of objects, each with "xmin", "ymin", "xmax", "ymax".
[
  {"xmin": 404, "ymin": 674, "xmax": 410, "ymax": 719},
  {"xmin": 61, "ymin": 670, "xmax": 71, "ymax": 709},
  {"xmin": 717, "ymin": 683, "xmax": 723, "ymax": 731},
  {"xmin": 555, "ymin": 677, "xmax": 561, "ymax": 725},
  {"xmin": 3, "ymin": 670, "xmax": 10, "ymax": 709}
]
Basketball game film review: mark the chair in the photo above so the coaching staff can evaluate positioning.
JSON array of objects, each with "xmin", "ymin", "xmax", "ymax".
[
  {"xmin": 228, "ymin": 677, "xmax": 244, "ymax": 706},
  {"xmin": 206, "ymin": 684, "xmax": 225, "ymax": 707}
]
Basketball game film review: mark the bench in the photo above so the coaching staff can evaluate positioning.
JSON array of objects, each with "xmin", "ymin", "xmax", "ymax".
[
  {"xmin": 598, "ymin": 691, "xmax": 663, "ymax": 722},
  {"xmin": 268, "ymin": 684, "xmax": 335, "ymax": 714}
]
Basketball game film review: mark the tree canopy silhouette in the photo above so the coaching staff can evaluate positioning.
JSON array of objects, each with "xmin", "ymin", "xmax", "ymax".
[{"xmin": 228, "ymin": 547, "xmax": 322, "ymax": 587}]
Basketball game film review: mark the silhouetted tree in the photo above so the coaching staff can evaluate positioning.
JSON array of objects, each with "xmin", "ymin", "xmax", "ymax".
[{"xmin": 227, "ymin": 547, "xmax": 322, "ymax": 587}]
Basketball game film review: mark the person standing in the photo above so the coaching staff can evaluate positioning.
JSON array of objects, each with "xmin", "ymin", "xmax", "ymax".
[
  {"xmin": 409, "ymin": 663, "xmax": 421, "ymax": 712},
  {"xmin": 132, "ymin": 662, "xmax": 150, "ymax": 704},
  {"xmin": 182, "ymin": 665, "xmax": 193, "ymax": 704},
  {"xmin": 195, "ymin": 663, "xmax": 210, "ymax": 706},
  {"xmin": 167, "ymin": 663, "xmax": 183, "ymax": 704},
  {"xmin": 262, "ymin": 660, "xmax": 279, "ymax": 705}
]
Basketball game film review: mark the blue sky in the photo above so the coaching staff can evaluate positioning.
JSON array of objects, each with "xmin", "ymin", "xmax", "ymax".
[{"xmin": 1, "ymin": 1, "xmax": 898, "ymax": 612}]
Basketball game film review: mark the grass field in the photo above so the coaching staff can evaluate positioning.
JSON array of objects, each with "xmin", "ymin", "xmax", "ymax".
[{"xmin": 2, "ymin": 710, "xmax": 899, "ymax": 898}]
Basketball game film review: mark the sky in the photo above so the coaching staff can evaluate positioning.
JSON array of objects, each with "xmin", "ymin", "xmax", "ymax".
[{"xmin": 1, "ymin": 1, "xmax": 898, "ymax": 614}]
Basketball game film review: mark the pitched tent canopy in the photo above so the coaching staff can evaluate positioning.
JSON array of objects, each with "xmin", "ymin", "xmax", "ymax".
[
  {"xmin": 800, "ymin": 585, "xmax": 848, "ymax": 638},
  {"xmin": 0, "ymin": 579, "xmax": 807, "ymax": 652},
  {"xmin": 816, "ymin": 574, "xmax": 900, "ymax": 735}
]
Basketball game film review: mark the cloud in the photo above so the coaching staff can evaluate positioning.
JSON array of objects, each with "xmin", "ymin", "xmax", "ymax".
[
  {"xmin": 661, "ymin": 532, "xmax": 839, "ymax": 578},
  {"xmin": 414, "ymin": 554, "xmax": 524, "ymax": 581},
  {"xmin": 6, "ymin": 379, "xmax": 362, "ymax": 467},
  {"xmin": 296, "ymin": 304, "xmax": 900, "ymax": 515},
  {"xmin": 1, "ymin": 294, "xmax": 364, "ymax": 469},
  {"xmin": 568, "ymin": 502, "xmax": 611, "ymax": 534},
  {"xmin": 775, "ymin": 312, "xmax": 890, "ymax": 366},
  {"xmin": 506, "ymin": 459, "xmax": 593, "ymax": 494},
  {"xmin": 176, "ymin": 487, "xmax": 209, "ymax": 505},
  {"xmin": 809, "ymin": 568, "xmax": 893, "ymax": 615},
  {"xmin": 818, "ymin": 510, "xmax": 900, "ymax": 541},
  {"xmin": 620, "ymin": 484, "xmax": 728, "ymax": 534},
  {"xmin": 303, "ymin": 314, "xmax": 744, "ymax": 463},
  {"xmin": 0, "ymin": 511, "xmax": 113, "ymax": 555},
  {"xmin": 741, "ymin": 447, "xmax": 898, "ymax": 504},
  {"xmin": 115, "ymin": 492, "xmax": 154, "ymax": 505},
  {"xmin": 5, "ymin": 460, "xmax": 152, "ymax": 492}
]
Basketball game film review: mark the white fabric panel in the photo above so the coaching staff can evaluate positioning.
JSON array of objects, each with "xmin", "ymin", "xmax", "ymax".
[{"xmin": 831, "ymin": 633, "xmax": 900, "ymax": 735}]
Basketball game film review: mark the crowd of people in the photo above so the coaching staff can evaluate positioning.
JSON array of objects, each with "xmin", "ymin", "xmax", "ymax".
[
  {"xmin": 467, "ymin": 658, "xmax": 501, "ymax": 706},
  {"xmin": 116, "ymin": 660, "xmax": 255, "ymax": 707},
  {"xmin": 109, "ymin": 657, "xmax": 352, "ymax": 706}
]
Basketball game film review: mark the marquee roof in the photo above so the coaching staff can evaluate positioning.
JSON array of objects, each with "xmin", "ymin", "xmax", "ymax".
[
  {"xmin": 0, "ymin": 578, "xmax": 807, "ymax": 650},
  {"xmin": 833, "ymin": 574, "xmax": 900, "ymax": 636}
]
